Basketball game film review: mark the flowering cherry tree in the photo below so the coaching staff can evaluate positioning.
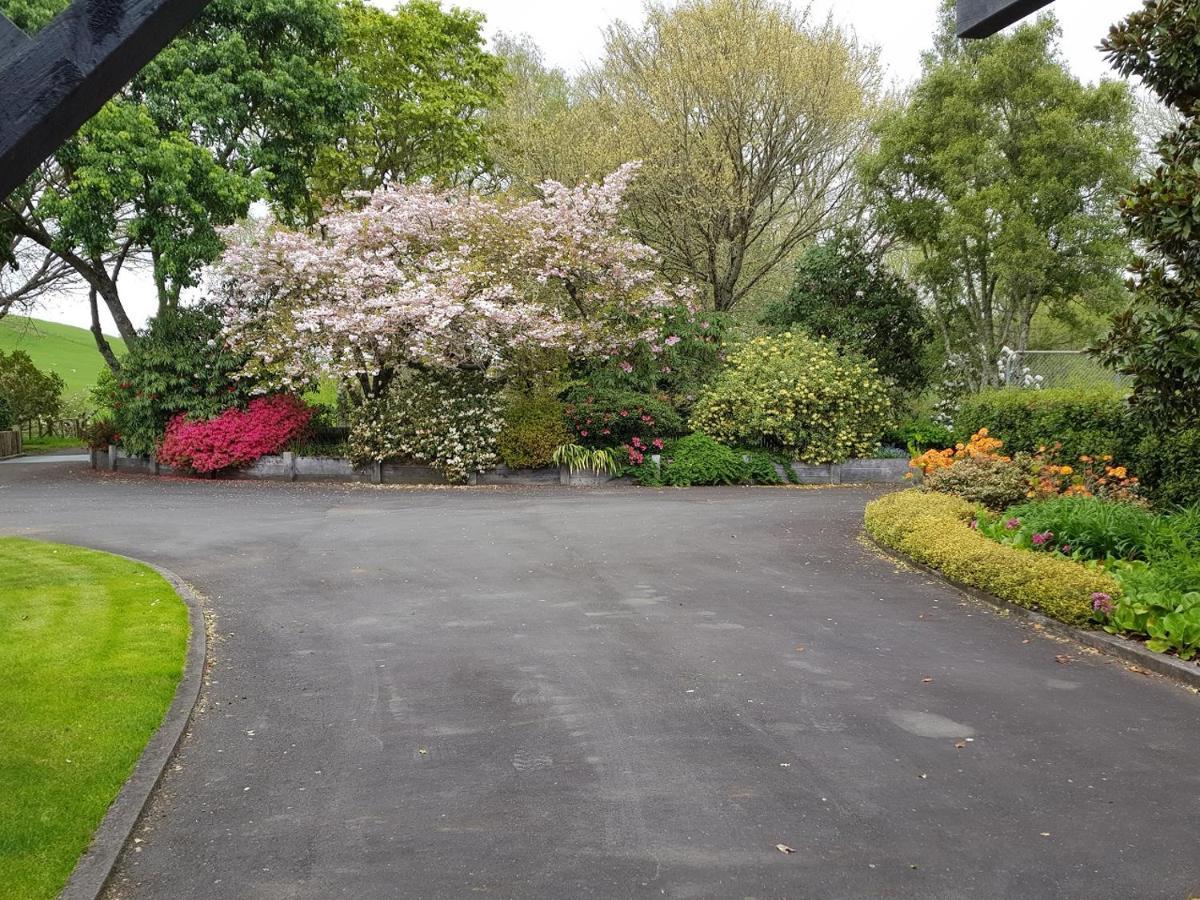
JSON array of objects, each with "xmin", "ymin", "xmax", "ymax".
[{"xmin": 218, "ymin": 163, "xmax": 696, "ymax": 402}]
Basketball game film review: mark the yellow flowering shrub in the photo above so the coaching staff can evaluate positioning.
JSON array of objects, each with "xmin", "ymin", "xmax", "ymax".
[
  {"xmin": 865, "ymin": 490, "xmax": 1119, "ymax": 626},
  {"xmin": 691, "ymin": 332, "xmax": 893, "ymax": 463}
]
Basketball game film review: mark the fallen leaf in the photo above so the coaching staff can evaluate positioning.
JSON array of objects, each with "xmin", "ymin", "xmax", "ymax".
[
  {"xmin": 776, "ymin": 844, "xmax": 796, "ymax": 854},
  {"xmin": 417, "ymin": 748, "xmax": 428, "ymax": 756},
  {"xmin": 794, "ymin": 646, "xmax": 806, "ymax": 652},
  {"xmin": 1055, "ymin": 655, "xmax": 1073, "ymax": 665},
  {"xmin": 921, "ymin": 677, "xmax": 934, "ymax": 684},
  {"xmin": 954, "ymin": 740, "xmax": 967, "ymax": 749},
  {"xmin": 1040, "ymin": 832, "xmax": 1051, "ymax": 837},
  {"xmin": 1125, "ymin": 665, "xmax": 1151, "ymax": 677}
]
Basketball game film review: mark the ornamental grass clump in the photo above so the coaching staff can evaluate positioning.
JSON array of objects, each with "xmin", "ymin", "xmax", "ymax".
[
  {"xmin": 691, "ymin": 332, "xmax": 893, "ymax": 464},
  {"xmin": 157, "ymin": 394, "xmax": 312, "ymax": 474}
]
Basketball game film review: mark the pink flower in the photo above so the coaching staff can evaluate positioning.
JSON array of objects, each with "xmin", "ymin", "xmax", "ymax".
[
  {"xmin": 1091, "ymin": 592, "xmax": 1114, "ymax": 615},
  {"xmin": 1031, "ymin": 531, "xmax": 1054, "ymax": 547},
  {"xmin": 652, "ymin": 438, "xmax": 664, "ymax": 450},
  {"xmin": 1005, "ymin": 518, "xmax": 1020, "ymax": 530},
  {"xmin": 580, "ymin": 430, "xmax": 589, "ymax": 437},
  {"xmin": 619, "ymin": 361, "xmax": 634, "ymax": 373},
  {"xmin": 664, "ymin": 335, "xmax": 681, "ymax": 346}
]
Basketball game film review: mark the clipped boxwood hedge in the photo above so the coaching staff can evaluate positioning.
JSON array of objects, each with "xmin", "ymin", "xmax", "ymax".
[
  {"xmin": 865, "ymin": 490, "xmax": 1119, "ymax": 626},
  {"xmin": 955, "ymin": 387, "xmax": 1126, "ymax": 461}
]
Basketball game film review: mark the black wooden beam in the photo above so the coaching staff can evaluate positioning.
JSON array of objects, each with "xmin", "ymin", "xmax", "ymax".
[
  {"xmin": 957, "ymin": 0, "xmax": 1055, "ymax": 38},
  {"xmin": 0, "ymin": 0, "xmax": 213, "ymax": 199}
]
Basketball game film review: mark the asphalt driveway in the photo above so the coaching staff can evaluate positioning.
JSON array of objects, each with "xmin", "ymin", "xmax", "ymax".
[{"xmin": 2, "ymin": 460, "xmax": 1197, "ymax": 899}]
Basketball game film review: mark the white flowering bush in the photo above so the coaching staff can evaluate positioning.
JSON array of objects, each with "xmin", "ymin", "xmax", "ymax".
[
  {"xmin": 348, "ymin": 370, "xmax": 503, "ymax": 484},
  {"xmin": 217, "ymin": 163, "xmax": 696, "ymax": 402},
  {"xmin": 691, "ymin": 332, "xmax": 894, "ymax": 463}
]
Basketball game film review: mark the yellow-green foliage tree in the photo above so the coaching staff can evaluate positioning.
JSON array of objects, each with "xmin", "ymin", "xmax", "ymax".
[{"xmin": 490, "ymin": 0, "xmax": 883, "ymax": 313}]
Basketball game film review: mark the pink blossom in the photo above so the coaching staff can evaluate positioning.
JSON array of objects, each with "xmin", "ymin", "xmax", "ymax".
[
  {"xmin": 619, "ymin": 361, "xmax": 634, "ymax": 373},
  {"xmin": 664, "ymin": 335, "xmax": 681, "ymax": 346}
]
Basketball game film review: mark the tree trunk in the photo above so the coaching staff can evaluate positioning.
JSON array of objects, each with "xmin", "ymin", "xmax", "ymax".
[{"xmin": 88, "ymin": 288, "xmax": 122, "ymax": 374}]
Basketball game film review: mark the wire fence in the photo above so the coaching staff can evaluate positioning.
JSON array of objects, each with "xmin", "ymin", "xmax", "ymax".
[{"xmin": 998, "ymin": 348, "xmax": 1128, "ymax": 391}]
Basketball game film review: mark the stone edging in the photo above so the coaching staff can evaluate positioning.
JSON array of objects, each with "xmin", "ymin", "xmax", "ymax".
[
  {"xmin": 865, "ymin": 532, "xmax": 1200, "ymax": 691},
  {"xmin": 91, "ymin": 446, "xmax": 915, "ymax": 487},
  {"xmin": 60, "ymin": 559, "xmax": 208, "ymax": 900}
]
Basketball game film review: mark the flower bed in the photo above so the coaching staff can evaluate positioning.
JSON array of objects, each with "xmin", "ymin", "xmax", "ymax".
[
  {"xmin": 864, "ymin": 490, "xmax": 1118, "ymax": 626},
  {"xmin": 974, "ymin": 497, "xmax": 1200, "ymax": 662}
]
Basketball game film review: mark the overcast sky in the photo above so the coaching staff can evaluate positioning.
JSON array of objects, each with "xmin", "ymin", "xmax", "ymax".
[{"xmin": 33, "ymin": 0, "xmax": 1138, "ymax": 333}]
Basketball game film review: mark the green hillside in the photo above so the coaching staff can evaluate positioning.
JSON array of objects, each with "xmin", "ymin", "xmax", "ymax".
[{"xmin": 0, "ymin": 316, "xmax": 124, "ymax": 400}]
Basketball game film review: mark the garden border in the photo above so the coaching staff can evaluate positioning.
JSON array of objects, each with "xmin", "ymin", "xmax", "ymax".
[
  {"xmin": 60, "ymin": 559, "xmax": 208, "ymax": 900},
  {"xmin": 89, "ymin": 446, "xmax": 914, "ymax": 487},
  {"xmin": 866, "ymin": 533, "xmax": 1200, "ymax": 691}
]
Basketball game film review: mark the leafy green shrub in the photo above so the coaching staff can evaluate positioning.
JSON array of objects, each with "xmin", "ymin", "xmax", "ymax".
[
  {"xmin": 955, "ymin": 388, "xmax": 1126, "ymax": 461},
  {"xmin": 761, "ymin": 229, "xmax": 931, "ymax": 387},
  {"xmin": 922, "ymin": 454, "xmax": 1033, "ymax": 510},
  {"xmin": 95, "ymin": 304, "xmax": 256, "ymax": 456},
  {"xmin": 348, "ymin": 369, "xmax": 502, "ymax": 483},
  {"xmin": 663, "ymin": 434, "xmax": 747, "ymax": 486},
  {"xmin": 692, "ymin": 332, "xmax": 893, "ymax": 464},
  {"xmin": 0, "ymin": 349, "xmax": 64, "ymax": 424},
  {"xmin": 0, "ymin": 395, "xmax": 11, "ymax": 431},
  {"xmin": 740, "ymin": 449, "xmax": 783, "ymax": 485},
  {"xmin": 1118, "ymin": 423, "xmax": 1200, "ymax": 508},
  {"xmin": 562, "ymin": 386, "xmax": 684, "ymax": 449},
  {"xmin": 865, "ymin": 490, "xmax": 1119, "ymax": 626},
  {"xmin": 496, "ymin": 395, "xmax": 572, "ymax": 470},
  {"xmin": 884, "ymin": 417, "xmax": 954, "ymax": 452},
  {"xmin": 83, "ymin": 418, "xmax": 121, "ymax": 451}
]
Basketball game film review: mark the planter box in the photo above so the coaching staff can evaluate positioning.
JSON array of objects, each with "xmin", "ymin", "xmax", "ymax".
[
  {"xmin": 773, "ymin": 457, "xmax": 912, "ymax": 485},
  {"xmin": 838, "ymin": 457, "xmax": 912, "ymax": 484},
  {"xmin": 379, "ymin": 462, "xmax": 445, "ymax": 485},
  {"xmin": 476, "ymin": 465, "xmax": 561, "ymax": 486},
  {"xmin": 0, "ymin": 429, "xmax": 21, "ymax": 458}
]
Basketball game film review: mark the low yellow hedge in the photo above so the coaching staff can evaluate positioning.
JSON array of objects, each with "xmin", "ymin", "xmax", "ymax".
[{"xmin": 864, "ymin": 490, "xmax": 1119, "ymax": 627}]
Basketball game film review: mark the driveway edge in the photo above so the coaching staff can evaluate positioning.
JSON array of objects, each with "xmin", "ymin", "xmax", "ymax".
[
  {"xmin": 866, "ymin": 532, "xmax": 1200, "ymax": 691},
  {"xmin": 60, "ymin": 561, "xmax": 208, "ymax": 900}
]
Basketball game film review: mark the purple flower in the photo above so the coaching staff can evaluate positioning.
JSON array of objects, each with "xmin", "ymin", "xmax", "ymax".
[
  {"xmin": 1031, "ymin": 530, "xmax": 1054, "ymax": 547},
  {"xmin": 1061, "ymin": 544, "xmax": 1072, "ymax": 555},
  {"xmin": 618, "ymin": 361, "xmax": 634, "ymax": 374},
  {"xmin": 664, "ymin": 335, "xmax": 681, "ymax": 346},
  {"xmin": 1005, "ymin": 517, "xmax": 1021, "ymax": 530},
  {"xmin": 1091, "ymin": 592, "xmax": 1114, "ymax": 615}
]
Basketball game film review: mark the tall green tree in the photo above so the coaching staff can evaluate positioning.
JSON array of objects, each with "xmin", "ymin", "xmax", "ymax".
[
  {"xmin": 586, "ymin": 0, "xmax": 883, "ymax": 313},
  {"xmin": 312, "ymin": 0, "xmax": 504, "ymax": 196},
  {"xmin": 0, "ymin": 0, "xmax": 353, "ymax": 370},
  {"xmin": 1096, "ymin": 0, "xmax": 1200, "ymax": 420},
  {"xmin": 862, "ymin": 4, "xmax": 1136, "ymax": 388}
]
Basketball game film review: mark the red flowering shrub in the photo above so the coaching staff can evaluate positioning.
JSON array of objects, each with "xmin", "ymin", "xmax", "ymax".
[{"xmin": 157, "ymin": 395, "xmax": 312, "ymax": 474}]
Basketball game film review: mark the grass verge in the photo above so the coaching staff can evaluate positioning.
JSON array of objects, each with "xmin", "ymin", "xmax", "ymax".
[
  {"xmin": 0, "ymin": 537, "xmax": 188, "ymax": 900},
  {"xmin": 865, "ymin": 489, "xmax": 1119, "ymax": 626}
]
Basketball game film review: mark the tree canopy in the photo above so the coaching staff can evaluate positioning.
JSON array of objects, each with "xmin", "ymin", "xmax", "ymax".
[
  {"xmin": 862, "ymin": 4, "xmax": 1136, "ymax": 388},
  {"xmin": 1096, "ymin": 0, "xmax": 1200, "ymax": 420}
]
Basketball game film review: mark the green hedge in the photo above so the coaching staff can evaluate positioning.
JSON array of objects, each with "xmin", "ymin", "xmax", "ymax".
[
  {"xmin": 1119, "ymin": 423, "xmax": 1200, "ymax": 509},
  {"xmin": 865, "ymin": 490, "xmax": 1119, "ymax": 626},
  {"xmin": 955, "ymin": 388, "xmax": 1126, "ymax": 461}
]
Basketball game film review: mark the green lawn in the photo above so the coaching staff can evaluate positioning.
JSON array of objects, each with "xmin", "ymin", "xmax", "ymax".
[
  {"xmin": 0, "ymin": 538, "xmax": 189, "ymax": 900},
  {"xmin": 21, "ymin": 435, "xmax": 84, "ymax": 452},
  {"xmin": 0, "ymin": 316, "xmax": 124, "ymax": 400}
]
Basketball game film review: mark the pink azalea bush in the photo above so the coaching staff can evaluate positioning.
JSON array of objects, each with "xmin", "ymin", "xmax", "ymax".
[
  {"xmin": 216, "ymin": 163, "xmax": 697, "ymax": 400},
  {"xmin": 157, "ymin": 395, "xmax": 313, "ymax": 474}
]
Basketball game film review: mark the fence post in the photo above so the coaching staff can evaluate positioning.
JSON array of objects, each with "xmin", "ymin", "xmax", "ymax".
[
  {"xmin": 107, "ymin": 443, "xmax": 118, "ymax": 472},
  {"xmin": 370, "ymin": 459, "xmax": 382, "ymax": 485}
]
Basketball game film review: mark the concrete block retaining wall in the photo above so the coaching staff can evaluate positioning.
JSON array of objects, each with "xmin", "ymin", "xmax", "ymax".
[
  {"xmin": 0, "ymin": 429, "xmax": 21, "ymax": 458},
  {"xmin": 91, "ymin": 446, "xmax": 912, "ymax": 486}
]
